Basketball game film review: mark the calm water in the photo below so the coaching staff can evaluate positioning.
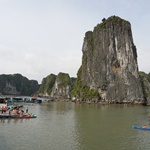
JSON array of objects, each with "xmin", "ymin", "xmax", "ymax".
[{"xmin": 1, "ymin": 102, "xmax": 150, "ymax": 150}]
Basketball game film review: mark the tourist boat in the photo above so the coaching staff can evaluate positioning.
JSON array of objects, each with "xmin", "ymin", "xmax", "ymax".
[
  {"xmin": 12, "ymin": 97, "xmax": 24, "ymax": 102},
  {"xmin": 0, "ymin": 114, "xmax": 37, "ymax": 119},
  {"xmin": 132, "ymin": 126, "xmax": 150, "ymax": 131}
]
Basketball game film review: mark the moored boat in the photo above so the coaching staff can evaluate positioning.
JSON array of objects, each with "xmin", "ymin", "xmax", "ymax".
[
  {"xmin": 12, "ymin": 97, "xmax": 23, "ymax": 102},
  {"xmin": 36, "ymin": 99, "xmax": 42, "ymax": 103}
]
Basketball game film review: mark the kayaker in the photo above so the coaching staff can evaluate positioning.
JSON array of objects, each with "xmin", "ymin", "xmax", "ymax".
[{"xmin": 142, "ymin": 125, "xmax": 147, "ymax": 128}]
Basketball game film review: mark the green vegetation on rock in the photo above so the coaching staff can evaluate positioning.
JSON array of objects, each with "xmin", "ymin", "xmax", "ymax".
[
  {"xmin": 94, "ymin": 15, "xmax": 128, "ymax": 31},
  {"xmin": 38, "ymin": 72, "xmax": 74, "ymax": 98},
  {"xmin": 139, "ymin": 71, "xmax": 150, "ymax": 82},
  {"xmin": 71, "ymin": 66, "xmax": 100, "ymax": 99},
  {"xmin": 57, "ymin": 72, "xmax": 71, "ymax": 87},
  {"xmin": 139, "ymin": 71, "xmax": 150, "ymax": 99},
  {"xmin": 38, "ymin": 74, "xmax": 56, "ymax": 95}
]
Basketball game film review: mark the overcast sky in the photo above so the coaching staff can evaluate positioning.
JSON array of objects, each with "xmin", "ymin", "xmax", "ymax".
[{"xmin": 0, "ymin": 0, "xmax": 150, "ymax": 83}]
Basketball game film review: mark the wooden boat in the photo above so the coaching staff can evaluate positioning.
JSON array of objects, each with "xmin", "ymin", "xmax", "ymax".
[
  {"xmin": 132, "ymin": 126, "xmax": 150, "ymax": 131},
  {"xmin": 0, "ymin": 114, "xmax": 37, "ymax": 119},
  {"xmin": 11, "ymin": 114, "xmax": 36, "ymax": 119}
]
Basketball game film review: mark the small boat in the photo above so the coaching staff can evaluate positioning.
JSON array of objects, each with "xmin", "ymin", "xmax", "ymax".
[
  {"xmin": 36, "ymin": 99, "xmax": 42, "ymax": 103},
  {"xmin": 132, "ymin": 126, "xmax": 150, "ymax": 131},
  {"xmin": 12, "ymin": 97, "xmax": 23, "ymax": 102}
]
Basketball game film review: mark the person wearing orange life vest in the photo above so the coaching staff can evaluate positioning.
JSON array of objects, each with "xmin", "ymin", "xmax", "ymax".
[
  {"xmin": 1, "ymin": 106, "xmax": 6, "ymax": 113},
  {"xmin": 142, "ymin": 125, "xmax": 147, "ymax": 128},
  {"xmin": 1, "ymin": 106, "xmax": 4, "ymax": 114},
  {"xmin": 4, "ymin": 106, "xmax": 7, "ymax": 113}
]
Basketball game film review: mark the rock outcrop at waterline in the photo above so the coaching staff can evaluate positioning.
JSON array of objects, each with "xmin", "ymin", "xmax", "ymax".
[
  {"xmin": 38, "ymin": 72, "xmax": 76, "ymax": 99},
  {"xmin": 72, "ymin": 16, "xmax": 144, "ymax": 103},
  {"xmin": 139, "ymin": 72, "xmax": 150, "ymax": 105}
]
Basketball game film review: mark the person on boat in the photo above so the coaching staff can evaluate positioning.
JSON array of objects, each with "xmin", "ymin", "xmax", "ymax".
[
  {"xmin": 3, "ymin": 106, "xmax": 7, "ymax": 113},
  {"xmin": 26, "ymin": 107, "xmax": 28, "ymax": 113},
  {"xmin": 1, "ymin": 106, "xmax": 4, "ymax": 114},
  {"xmin": 14, "ymin": 108, "xmax": 20, "ymax": 114},
  {"xmin": 20, "ymin": 109, "xmax": 24, "ymax": 115},
  {"xmin": 9, "ymin": 110, "xmax": 11, "ymax": 115},
  {"xmin": 142, "ymin": 125, "xmax": 147, "ymax": 128},
  {"xmin": 28, "ymin": 113, "xmax": 32, "ymax": 117}
]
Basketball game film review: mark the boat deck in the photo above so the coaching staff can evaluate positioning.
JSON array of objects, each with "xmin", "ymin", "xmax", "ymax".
[{"xmin": 0, "ymin": 113, "xmax": 36, "ymax": 119}]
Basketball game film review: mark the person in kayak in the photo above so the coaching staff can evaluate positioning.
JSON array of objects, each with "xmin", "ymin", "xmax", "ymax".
[{"xmin": 142, "ymin": 125, "xmax": 147, "ymax": 128}]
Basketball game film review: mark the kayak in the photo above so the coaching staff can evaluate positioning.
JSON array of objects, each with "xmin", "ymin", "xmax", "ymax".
[{"xmin": 132, "ymin": 126, "xmax": 150, "ymax": 131}]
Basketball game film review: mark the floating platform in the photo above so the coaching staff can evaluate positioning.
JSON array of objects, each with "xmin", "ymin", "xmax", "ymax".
[{"xmin": 0, "ymin": 114, "xmax": 37, "ymax": 119}]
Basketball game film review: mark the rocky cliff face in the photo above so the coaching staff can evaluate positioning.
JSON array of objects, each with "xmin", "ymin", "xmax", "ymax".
[
  {"xmin": 39, "ymin": 72, "xmax": 75, "ymax": 99},
  {"xmin": 139, "ymin": 72, "xmax": 150, "ymax": 105},
  {"xmin": 78, "ymin": 16, "xmax": 144, "ymax": 103},
  {"xmin": 0, "ymin": 74, "xmax": 39, "ymax": 96},
  {"xmin": 38, "ymin": 74, "xmax": 56, "ymax": 97},
  {"xmin": 50, "ymin": 73, "xmax": 72, "ymax": 99}
]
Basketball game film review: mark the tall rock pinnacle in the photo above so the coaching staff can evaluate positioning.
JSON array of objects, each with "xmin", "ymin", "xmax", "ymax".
[{"xmin": 79, "ymin": 16, "xmax": 144, "ymax": 103}]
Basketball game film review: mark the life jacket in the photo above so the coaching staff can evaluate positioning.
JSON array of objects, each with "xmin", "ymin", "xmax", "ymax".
[
  {"xmin": 143, "ymin": 125, "xmax": 147, "ymax": 128},
  {"xmin": 2, "ymin": 106, "xmax": 4, "ymax": 110},
  {"xmin": 3, "ymin": 106, "xmax": 7, "ymax": 111}
]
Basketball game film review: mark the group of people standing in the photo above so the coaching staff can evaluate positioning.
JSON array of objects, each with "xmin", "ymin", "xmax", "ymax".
[
  {"xmin": 9, "ymin": 106, "xmax": 29, "ymax": 115},
  {"xmin": 1, "ymin": 105, "xmax": 29, "ymax": 115}
]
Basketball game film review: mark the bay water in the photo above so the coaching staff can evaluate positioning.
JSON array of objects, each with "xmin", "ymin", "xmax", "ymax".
[{"xmin": 1, "ymin": 102, "xmax": 150, "ymax": 150}]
